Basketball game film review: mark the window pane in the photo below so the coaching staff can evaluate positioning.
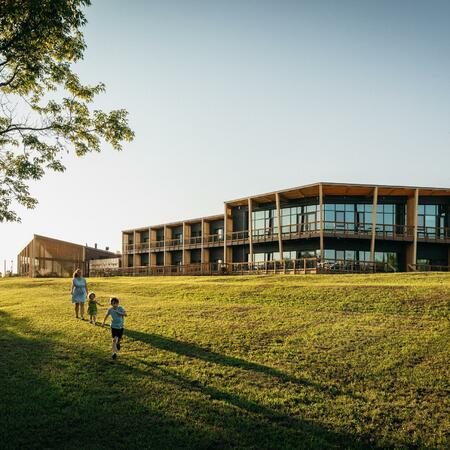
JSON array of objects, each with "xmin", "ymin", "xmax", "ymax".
[
  {"xmin": 345, "ymin": 204, "xmax": 354, "ymax": 212},
  {"xmin": 425, "ymin": 205, "xmax": 436, "ymax": 215},
  {"xmin": 384, "ymin": 204, "xmax": 394, "ymax": 213}
]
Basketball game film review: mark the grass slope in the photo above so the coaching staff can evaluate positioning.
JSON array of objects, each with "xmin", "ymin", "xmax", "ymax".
[{"xmin": 0, "ymin": 273, "xmax": 449, "ymax": 449}]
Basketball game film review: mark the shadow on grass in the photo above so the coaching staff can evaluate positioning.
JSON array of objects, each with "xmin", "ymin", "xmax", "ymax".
[
  {"xmin": 0, "ymin": 311, "xmax": 381, "ymax": 449},
  {"xmin": 0, "ymin": 311, "xmax": 236, "ymax": 449},
  {"xmin": 126, "ymin": 328, "xmax": 359, "ymax": 399}
]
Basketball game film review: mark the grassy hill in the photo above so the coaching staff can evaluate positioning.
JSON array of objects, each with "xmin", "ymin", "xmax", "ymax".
[{"xmin": 0, "ymin": 273, "xmax": 449, "ymax": 449}]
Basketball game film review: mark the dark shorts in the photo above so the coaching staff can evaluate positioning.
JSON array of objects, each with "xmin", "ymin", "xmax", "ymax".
[{"xmin": 111, "ymin": 327, "xmax": 124, "ymax": 339}]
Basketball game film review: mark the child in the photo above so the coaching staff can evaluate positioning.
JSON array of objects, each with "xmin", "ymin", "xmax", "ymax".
[
  {"xmin": 87, "ymin": 292, "xmax": 102, "ymax": 324},
  {"xmin": 102, "ymin": 297, "xmax": 127, "ymax": 360}
]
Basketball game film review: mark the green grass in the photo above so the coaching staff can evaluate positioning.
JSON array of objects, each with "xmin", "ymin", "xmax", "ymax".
[{"xmin": 0, "ymin": 273, "xmax": 449, "ymax": 449}]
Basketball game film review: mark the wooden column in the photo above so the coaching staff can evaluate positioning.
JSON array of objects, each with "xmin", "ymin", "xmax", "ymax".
[
  {"xmin": 182, "ymin": 222, "xmax": 191, "ymax": 265},
  {"xmin": 133, "ymin": 230, "xmax": 138, "ymax": 268},
  {"xmin": 248, "ymin": 198, "xmax": 253, "ymax": 263},
  {"xmin": 275, "ymin": 192, "xmax": 283, "ymax": 261},
  {"xmin": 319, "ymin": 184, "xmax": 324, "ymax": 260},
  {"xmin": 224, "ymin": 203, "xmax": 233, "ymax": 264},
  {"xmin": 370, "ymin": 186, "xmax": 378, "ymax": 262},
  {"xmin": 201, "ymin": 219, "xmax": 210, "ymax": 264},
  {"xmin": 163, "ymin": 225, "xmax": 168, "ymax": 266},
  {"xmin": 30, "ymin": 237, "xmax": 36, "ymax": 277},
  {"xmin": 182, "ymin": 222, "xmax": 186, "ymax": 265},
  {"xmin": 406, "ymin": 189, "xmax": 419, "ymax": 270}
]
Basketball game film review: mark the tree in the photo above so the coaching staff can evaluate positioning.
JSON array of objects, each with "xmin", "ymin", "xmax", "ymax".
[{"xmin": 0, "ymin": 0, "xmax": 134, "ymax": 222}]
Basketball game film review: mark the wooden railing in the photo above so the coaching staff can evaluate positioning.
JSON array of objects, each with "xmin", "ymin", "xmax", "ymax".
[
  {"xmin": 318, "ymin": 259, "xmax": 396, "ymax": 274},
  {"xmin": 417, "ymin": 226, "xmax": 450, "ymax": 241},
  {"xmin": 90, "ymin": 263, "xmax": 226, "ymax": 277},
  {"xmin": 90, "ymin": 257, "xmax": 402, "ymax": 277},
  {"xmin": 230, "ymin": 258, "xmax": 318, "ymax": 274},
  {"xmin": 123, "ymin": 222, "xmax": 450, "ymax": 253},
  {"xmin": 408, "ymin": 263, "xmax": 449, "ymax": 272}
]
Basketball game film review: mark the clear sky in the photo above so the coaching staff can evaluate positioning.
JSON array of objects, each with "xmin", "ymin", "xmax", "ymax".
[{"xmin": 1, "ymin": 0, "xmax": 449, "ymax": 272}]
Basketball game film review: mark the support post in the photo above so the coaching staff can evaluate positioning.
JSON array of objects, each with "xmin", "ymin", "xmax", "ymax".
[
  {"xmin": 275, "ymin": 192, "xmax": 283, "ymax": 261},
  {"xmin": 319, "ymin": 184, "xmax": 324, "ymax": 260},
  {"xmin": 370, "ymin": 186, "xmax": 378, "ymax": 263},
  {"xmin": 248, "ymin": 198, "xmax": 253, "ymax": 263},
  {"xmin": 406, "ymin": 189, "xmax": 419, "ymax": 270},
  {"xmin": 224, "ymin": 203, "xmax": 232, "ymax": 265}
]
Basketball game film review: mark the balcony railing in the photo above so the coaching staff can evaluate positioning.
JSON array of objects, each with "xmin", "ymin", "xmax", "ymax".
[
  {"xmin": 408, "ymin": 263, "xmax": 449, "ymax": 272},
  {"xmin": 417, "ymin": 226, "xmax": 450, "ymax": 241},
  {"xmin": 90, "ymin": 257, "xmax": 400, "ymax": 277},
  {"xmin": 123, "ymin": 222, "xmax": 449, "ymax": 253}
]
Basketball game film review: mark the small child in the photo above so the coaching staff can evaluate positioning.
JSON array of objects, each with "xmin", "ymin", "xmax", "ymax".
[
  {"xmin": 101, "ymin": 297, "xmax": 127, "ymax": 360},
  {"xmin": 87, "ymin": 292, "xmax": 102, "ymax": 324}
]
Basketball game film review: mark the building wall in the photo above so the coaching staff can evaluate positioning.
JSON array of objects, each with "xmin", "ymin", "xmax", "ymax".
[{"xmin": 121, "ymin": 184, "xmax": 450, "ymax": 273}]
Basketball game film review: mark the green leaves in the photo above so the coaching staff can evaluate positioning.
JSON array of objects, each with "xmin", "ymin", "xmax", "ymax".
[{"xmin": 0, "ymin": 0, "xmax": 134, "ymax": 222}]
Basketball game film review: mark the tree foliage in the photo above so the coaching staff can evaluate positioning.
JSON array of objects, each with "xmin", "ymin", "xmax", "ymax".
[{"xmin": 0, "ymin": 0, "xmax": 134, "ymax": 222}]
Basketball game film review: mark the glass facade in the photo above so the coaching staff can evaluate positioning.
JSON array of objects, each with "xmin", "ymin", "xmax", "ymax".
[
  {"xmin": 252, "ymin": 209, "xmax": 278, "ymax": 237},
  {"xmin": 280, "ymin": 204, "xmax": 319, "ymax": 234},
  {"xmin": 323, "ymin": 249, "xmax": 398, "ymax": 269},
  {"xmin": 283, "ymin": 250, "xmax": 319, "ymax": 260},
  {"xmin": 324, "ymin": 203, "xmax": 371, "ymax": 232},
  {"xmin": 324, "ymin": 202, "xmax": 406, "ymax": 235},
  {"xmin": 418, "ymin": 204, "xmax": 449, "ymax": 238}
]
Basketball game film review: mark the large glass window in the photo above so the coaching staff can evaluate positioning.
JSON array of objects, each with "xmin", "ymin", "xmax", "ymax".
[
  {"xmin": 283, "ymin": 250, "xmax": 319, "ymax": 260},
  {"xmin": 324, "ymin": 203, "xmax": 372, "ymax": 232},
  {"xmin": 323, "ymin": 249, "xmax": 398, "ymax": 269},
  {"xmin": 280, "ymin": 204, "xmax": 319, "ymax": 234},
  {"xmin": 252, "ymin": 209, "xmax": 278, "ymax": 237},
  {"xmin": 375, "ymin": 204, "xmax": 406, "ymax": 234},
  {"xmin": 250, "ymin": 251, "xmax": 280, "ymax": 263},
  {"xmin": 418, "ymin": 204, "xmax": 449, "ymax": 238}
]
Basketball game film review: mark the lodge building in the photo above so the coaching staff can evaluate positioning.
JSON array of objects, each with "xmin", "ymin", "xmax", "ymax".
[{"xmin": 121, "ymin": 182, "xmax": 450, "ymax": 275}]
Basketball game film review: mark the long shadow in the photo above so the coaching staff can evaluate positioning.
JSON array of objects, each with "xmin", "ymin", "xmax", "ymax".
[
  {"xmin": 126, "ymin": 328, "xmax": 359, "ymax": 399},
  {"xmin": 0, "ymin": 311, "xmax": 234, "ymax": 449},
  {"xmin": 0, "ymin": 311, "xmax": 391, "ymax": 449},
  {"xmin": 122, "ymin": 358, "xmax": 379, "ymax": 449}
]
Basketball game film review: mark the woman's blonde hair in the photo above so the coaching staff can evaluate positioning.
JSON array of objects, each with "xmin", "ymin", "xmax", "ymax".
[{"xmin": 73, "ymin": 268, "xmax": 81, "ymax": 278}]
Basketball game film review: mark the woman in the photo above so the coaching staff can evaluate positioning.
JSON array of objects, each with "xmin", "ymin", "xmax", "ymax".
[{"xmin": 71, "ymin": 268, "xmax": 88, "ymax": 319}]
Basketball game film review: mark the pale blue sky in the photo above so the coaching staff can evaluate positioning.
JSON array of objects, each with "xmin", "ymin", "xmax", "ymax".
[{"xmin": 1, "ymin": 0, "xmax": 449, "ymax": 271}]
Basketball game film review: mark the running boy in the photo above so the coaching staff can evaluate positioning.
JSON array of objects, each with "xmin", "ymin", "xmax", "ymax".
[{"xmin": 101, "ymin": 297, "xmax": 127, "ymax": 360}]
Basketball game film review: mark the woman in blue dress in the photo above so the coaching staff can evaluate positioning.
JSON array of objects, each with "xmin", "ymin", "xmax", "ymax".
[{"xmin": 71, "ymin": 268, "xmax": 88, "ymax": 319}]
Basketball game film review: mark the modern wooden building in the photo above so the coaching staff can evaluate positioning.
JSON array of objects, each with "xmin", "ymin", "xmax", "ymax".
[
  {"xmin": 17, "ymin": 235, "xmax": 117, "ymax": 277},
  {"xmin": 122, "ymin": 182, "xmax": 450, "ymax": 275}
]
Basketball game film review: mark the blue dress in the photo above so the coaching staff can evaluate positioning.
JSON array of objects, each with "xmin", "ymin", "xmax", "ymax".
[{"xmin": 72, "ymin": 277, "xmax": 87, "ymax": 303}]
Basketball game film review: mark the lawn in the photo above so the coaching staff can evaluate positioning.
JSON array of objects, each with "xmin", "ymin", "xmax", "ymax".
[{"xmin": 0, "ymin": 273, "xmax": 449, "ymax": 449}]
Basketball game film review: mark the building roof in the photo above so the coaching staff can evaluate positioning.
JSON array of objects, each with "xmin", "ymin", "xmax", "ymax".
[{"xmin": 225, "ymin": 182, "xmax": 450, "ymax": 206}]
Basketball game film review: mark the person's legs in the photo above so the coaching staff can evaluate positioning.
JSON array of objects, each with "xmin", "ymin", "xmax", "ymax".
[
  {"xmin": 92, "ymin": 314, "xmax": 97, "ymax": 324},
  {"xmin": 116, "ymin": 328, "xmax": 123, "ymax": 350},
  {"xmin": 80, "ymin": 302, "xmax": 85, "ymax": 320},
  {"xmin": 74, "ymin": 302, "xmax": 79, "ymax": 318},
  {"xmin": 112, "ymin": 336, "xmax": 118, "ymax": 359}
]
